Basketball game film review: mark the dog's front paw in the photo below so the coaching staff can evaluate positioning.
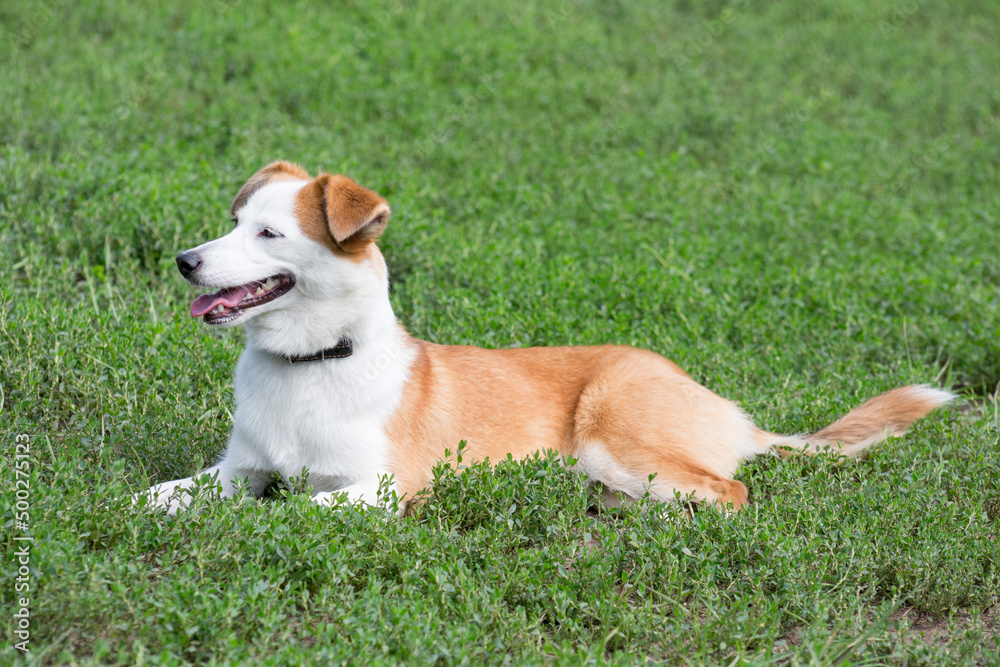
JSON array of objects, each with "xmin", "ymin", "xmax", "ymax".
[
  {"xmin": 311, "ymin": 476, "xmax": 405, "ymax": 516},
  {"xmin": 311, "ymin": 491, "xmax": 344, "ymax": 508},
  {"xmin": 133, "ymin": 487, "xmax": 184, "ymax": 516},
  {"xmin": 133, "ymin": 476, "xmax": 205, "ymax": 515}
]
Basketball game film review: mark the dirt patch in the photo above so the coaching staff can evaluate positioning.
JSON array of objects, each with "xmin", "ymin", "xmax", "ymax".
[
  {"xmin": 955, "ymin": 391, "xmax": 999, "ymax": 422},
  {"xmin": 769, "ymin": 607, "xmax": 998, "ymax": 659},
  {"xmin": 890, "ymin": 606, "xmax": 999, "ymax": 649}
]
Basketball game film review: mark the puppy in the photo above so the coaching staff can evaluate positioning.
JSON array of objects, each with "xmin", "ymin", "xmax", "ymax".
[{"xmin": 140, "ymin": 161, "xmax": 953, "ymax": 515}]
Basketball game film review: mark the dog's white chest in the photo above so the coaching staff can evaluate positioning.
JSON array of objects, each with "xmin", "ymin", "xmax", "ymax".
[{"xmin": 226, "ymin": 342, "xmax": 410, "ymax": 487}]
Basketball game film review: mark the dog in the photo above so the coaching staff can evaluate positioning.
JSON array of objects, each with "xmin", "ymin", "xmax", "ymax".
[{"xmin": 140, "ymin": 160, "xmax": 953, "ymax": 515}]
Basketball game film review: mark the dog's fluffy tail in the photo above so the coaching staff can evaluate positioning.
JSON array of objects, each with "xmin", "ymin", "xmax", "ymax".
[{"xmin": 755, "ymin": 385, "xmax": 954, "ymax": 457}]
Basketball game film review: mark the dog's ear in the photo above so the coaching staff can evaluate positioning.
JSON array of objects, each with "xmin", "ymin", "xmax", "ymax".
[
  {"xmin": 231, "ymin": 161, "xmax": 311, "ymax": 217},
  {"xmin": 316, "ymin": 174, "xmax": 391, "ymax": 251}
]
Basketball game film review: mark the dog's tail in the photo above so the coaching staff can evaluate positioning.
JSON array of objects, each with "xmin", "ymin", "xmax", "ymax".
[{"xmin": 754, "ymin": 385, "xmax": 954, "ymax": 457}]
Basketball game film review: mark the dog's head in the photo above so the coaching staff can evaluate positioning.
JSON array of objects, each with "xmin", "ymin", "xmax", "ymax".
[{"xmin": 176, "ymin": 161, "xmax": 392, "ymax": 353}]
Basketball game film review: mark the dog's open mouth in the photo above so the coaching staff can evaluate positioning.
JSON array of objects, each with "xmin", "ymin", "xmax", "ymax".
[{"xmin": 189, "ymin": 274, "xmax": 295, "ymax": 324}]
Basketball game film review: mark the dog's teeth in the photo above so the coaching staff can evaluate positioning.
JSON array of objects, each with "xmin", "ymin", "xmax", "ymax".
[
  {"xmin": 255, "ymin": 287, "xmax": 265, "ymax": 296},
  {"xmin": 263, "ymin": 278, "xmax": 277, "ymax": 289}
]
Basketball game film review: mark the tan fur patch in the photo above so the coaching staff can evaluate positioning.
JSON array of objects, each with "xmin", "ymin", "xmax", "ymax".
[
  {"xmin": 383, "ymin": 339, "xmax": 951, "ymax": 512},
  {"xmin": 230, "ymin": 161, "xmax": 311, "ymax": 218},
  {"xmin": 383, "ymin": 339, "xmax": 757, "ymax": 509},
  {"xmin": 322, "ymin": 175, "xmax": 390, "ymax": 249},
  {"xmin": 813, "ymin": 387, "xmax": 932, "ymax": 442},
  {"xmin": 294, "ymin": 174, "xmax": 390, "ymax": 260},
  {"xmin": 386, "ymin": 338, "xmax": 609, "ymax": 499},
  {"xmin": 294, "ymin": 178, "xmax": 337, "ymax": 253},
  {"xmin": 759, "ymin": 385, "xmax": 953, "ymax": 458}
]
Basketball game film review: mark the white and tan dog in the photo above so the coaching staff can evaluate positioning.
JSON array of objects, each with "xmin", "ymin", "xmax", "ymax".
[{"xmin": 141, "ymin": 161, "xmax": 953, "ymax": 515}]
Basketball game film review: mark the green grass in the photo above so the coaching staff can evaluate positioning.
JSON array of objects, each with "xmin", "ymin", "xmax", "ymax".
[{"xmin": 2, "ymin": 0, "xmax": 999, "ymax": 663}]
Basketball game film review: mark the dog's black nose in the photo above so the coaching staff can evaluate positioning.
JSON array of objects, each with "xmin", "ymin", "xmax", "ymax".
[{"xmin": 176, "ymin": 251, "xmax": 202, "ymax": 279}]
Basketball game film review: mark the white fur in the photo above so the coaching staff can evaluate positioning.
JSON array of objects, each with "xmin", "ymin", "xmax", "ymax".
[
  {"xmin": 140, "ymin": 180, "xmax": 413, "ymax": 514},
  {"xmin": 572, "ymin": 441, "xmax": 734, "ymax": 507},
  {"xmin": 904, "ymin": 385, "xmax": 957, "ymax": 409},
  {"xmin": 571, "ymin": 442, "xmax": 651, "ymax": 503}
]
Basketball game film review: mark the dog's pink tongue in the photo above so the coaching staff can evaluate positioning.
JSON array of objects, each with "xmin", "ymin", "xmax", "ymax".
[{"xmin": 190, "ymin": 285, "xmax": 251, "ymax": 317}]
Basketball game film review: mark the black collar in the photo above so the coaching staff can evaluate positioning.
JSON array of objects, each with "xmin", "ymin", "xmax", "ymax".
[{"xmin": 283, "ymin": 340, "xmax": 353, "ymax": 364}]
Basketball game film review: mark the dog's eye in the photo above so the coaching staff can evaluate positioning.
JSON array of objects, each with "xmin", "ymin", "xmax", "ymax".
[
  {"xmin": 258, "ymin": 228, "xmax": 282, "ymax": 239},
  {"xmin": 231, "ymin": 217, "xmax": 238, "ymax": 226}
]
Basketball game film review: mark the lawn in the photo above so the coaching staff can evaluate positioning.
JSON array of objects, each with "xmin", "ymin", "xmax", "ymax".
[{"xmin": 2, "ymin": 0, "xmax": 999, "ymax": 664}]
